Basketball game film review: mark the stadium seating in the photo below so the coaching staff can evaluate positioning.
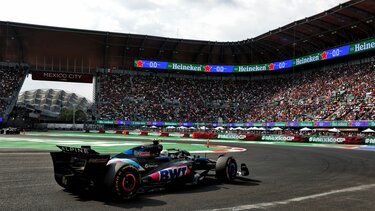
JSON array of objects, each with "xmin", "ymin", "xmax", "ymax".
[
  {"xmin": 0, "ymin": 65, "xmax": 28, "ymax": 120},
  {"xmin": 96, "ymin": 62, "xmax": 374, "ymax": 123}
]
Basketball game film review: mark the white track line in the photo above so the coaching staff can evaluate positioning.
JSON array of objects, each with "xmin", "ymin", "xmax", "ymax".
[{"xmin": 201, "ymin": 183, "xmax": 375, "ymax": 211}]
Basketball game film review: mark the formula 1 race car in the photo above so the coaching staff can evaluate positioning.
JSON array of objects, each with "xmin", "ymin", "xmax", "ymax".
[{"xmin": 50, "ymin": 140, "xmax": 249, "ymax": 200}]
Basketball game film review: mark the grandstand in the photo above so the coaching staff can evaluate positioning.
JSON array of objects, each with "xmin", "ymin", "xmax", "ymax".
[
  {"xmin": 0, "ymin": 0, "xmax": 374, "ymax": 129},
  {"xmin": 96, "ymin": 62, "xmax": 374, "ymax": 123},
  {"xmin": 0, "ymin": 62, "xmax": 28, "ymax": 122}
]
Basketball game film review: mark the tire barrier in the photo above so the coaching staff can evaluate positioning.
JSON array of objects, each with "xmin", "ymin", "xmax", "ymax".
[
  {"xmin": 139, "ymin": 131, "xmax": 148, "ymax": 136},
  {"xmin": 241, "ymin": 134, "xmax": 261, "ymax": 141},
  {"xmin": 192, "ymin": 132, "xmax": 218, "ymax": 139},
  {"xmin": 115, "ymin": 130, "xmax": 123, "ymax": 134},
  {"xmin": 159, "ymin": 132, "xmax": 169, "ymax": 137},
  {"xmin": 180, "ymin": 133, "xmax": 190, "ymax": 138},
  {"xmin": 341, "ymin": 136, "xmax": 363, "ymax": 144}
]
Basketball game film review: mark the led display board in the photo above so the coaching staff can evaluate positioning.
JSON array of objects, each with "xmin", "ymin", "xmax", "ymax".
[{"xmin": 134, "ymin": 37, "xmax": 375, "ymax": 73}]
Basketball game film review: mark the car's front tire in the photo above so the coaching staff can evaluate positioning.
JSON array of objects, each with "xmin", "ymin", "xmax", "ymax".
[{"xmin": 215, "ymin": 156, "xmax": 237, "ymax": 183}]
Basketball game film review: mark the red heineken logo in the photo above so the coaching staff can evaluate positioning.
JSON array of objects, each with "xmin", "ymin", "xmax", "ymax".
[
  {"xmin": 269, "ymin": 63, "xmax": 275, "ymax": 70},
  {"xmin": 321, "ymin": 51, "xmax": 328, "ymax": 60},
  {"xmin": 136, "ymin": 60, "xmax": 145, "ymax": 67},
  {"xmin": 204, "ymin": 65, "xmax": 212, "ymax": 72}
]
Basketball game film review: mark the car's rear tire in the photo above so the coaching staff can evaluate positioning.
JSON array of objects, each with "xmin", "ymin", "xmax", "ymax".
[
  {"xmin": 216, "ymin": 156, "xmax": 237, "ymax": 182},
  {"xmin": 113, "ymin": 165, "xmax": 141, "ymax": 200},
  {"xmin": 55, "ymin": 175, "xmax": 68, "ymax": 188},
  {"xmin": 54, "ymin": 174, "xmax": 76, "ymax": 191}
]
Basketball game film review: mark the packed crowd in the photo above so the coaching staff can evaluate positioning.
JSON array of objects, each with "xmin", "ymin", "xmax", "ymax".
[
  {"xmin": 0, "ymin": 66, "xmax": 26, "ymax": 117},
  {"xmin": 97, "ymin": 62, "xmax": 375, "ymax": 122}
]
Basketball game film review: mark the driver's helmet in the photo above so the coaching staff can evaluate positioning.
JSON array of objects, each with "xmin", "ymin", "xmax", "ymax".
[
  {"xmin": 160, "ymin": 149, "xmax": 169, "ymax": 157},
  {"xmin": 141, "ymin": 140, "xmax": 163, "ymax": 157}
]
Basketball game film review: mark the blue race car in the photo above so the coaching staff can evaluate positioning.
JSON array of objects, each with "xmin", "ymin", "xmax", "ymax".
[{"xmin": 50, "ymin": 140, "xmax": 249, "ymax": 200}]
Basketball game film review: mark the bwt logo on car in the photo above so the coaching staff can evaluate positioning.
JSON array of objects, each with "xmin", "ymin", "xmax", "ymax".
[{"xmin": 149, "ymin": 165, "xmax": 190, "ymax": 181}]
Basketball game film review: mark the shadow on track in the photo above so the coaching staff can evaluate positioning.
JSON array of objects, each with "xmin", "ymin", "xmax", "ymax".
[{"xmin": 64, "ymin": 177, "xmax": 261, "ymax": 209}]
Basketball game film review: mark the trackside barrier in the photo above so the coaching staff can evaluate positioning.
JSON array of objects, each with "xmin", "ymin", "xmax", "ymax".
[
  {"xmin": 159, "ymin": 132, "xmax": 169, "ymax": 137},
  {"xmin": 181, "ymin": 133, "xmax": 190, "ymax": 138},
  {"xmin": 129, "ymin": 131, "xmax": 142, "ymax": 135},
  {"xmin": 307, "ymin": 136, "xmax": 364, "ymax": 144},
  {"xmin": 168, "ymin": 132, "xmax": 189, "ymax": 138},
  {"xmin": 84, "ymin": 130, "xmax": 372, "ymax": 145},
  {"xmin": 139, "ymin": 131, "xmax": 148, "ymax": 136},
  {"xmin": 218, "ymin": 133, "xmax": 366, "ymax": 145},
  {"xmin": 260, "ymin": 134, "xmax": 305, "ymax": 142},
  {"xmin": 240, "ymin": 134, "xmax": 260, "ymax": 141},
  {"xmin": 364, "ymin": 137, "xmax": 375, "ymax": 145},
  {"xmin": 218, "ymin": 133, "xmax": 260, "ymax": 141},
  {"xmin": 192, "ymin": 132, "xmax": 218, "ymax": 139}
]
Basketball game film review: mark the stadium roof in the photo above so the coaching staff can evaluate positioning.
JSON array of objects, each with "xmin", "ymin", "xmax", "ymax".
[
  {"xmin": 18, "ymin": 89, "xmax": 91, "ymax": 113},
  {"xmin": 0, "ymin": 0, "xmax": 374, "ymax": 73}
]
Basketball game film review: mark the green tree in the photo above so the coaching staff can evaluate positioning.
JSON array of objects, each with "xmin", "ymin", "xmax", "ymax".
[
  {"xmin": 75, "ymin": 110, "xmax": 87, "ymax": 122},
  {"xmin": 59, "ymin": 108, "xmax": 87, "ymax": 123},
  {"xmin": 59, "ymin": 108, "xmax": 73, "ymax": 122}
]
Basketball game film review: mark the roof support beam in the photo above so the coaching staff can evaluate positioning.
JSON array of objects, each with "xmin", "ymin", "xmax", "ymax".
[
  {"xmin": 122, "ymin": 34, "xmax": 130, "ymax": 69},
  {"xmin": 307, "ymin": 20, "xmax": 350, "ymax": 43},
  {"xmin": 157, "ymin": 38, "xmax": 169, "ymax": 59},
  {"xmin": 137, "ymin": 35, "xmax": 147, "ymax": 59},
  {"xmin": 171, "ymin": 40, "xmax": 181, "ymax": 61},
  {"xmin": 193, "ymin": 42, "xmax": 208, "ymax": 63},
  {"xmin": 103, "ymin": 33, "xmax": 109, "ymax": 69}
]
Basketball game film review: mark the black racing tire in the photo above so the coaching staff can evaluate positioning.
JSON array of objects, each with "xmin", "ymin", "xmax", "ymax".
[
  {"xmin": 54, "ymin": 175, "xmax": 74, "ymax": 191},
  {"xmin": 113, "ymin": 165, "xmax": 141, "ymax": 200},
  {"xmin": 215, "ymin": 156, "xmax": 237, "ymax": 183}
]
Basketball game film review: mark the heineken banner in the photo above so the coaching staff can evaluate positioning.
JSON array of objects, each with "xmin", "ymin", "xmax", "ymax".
[
  {"xmin": 299, "ymin": 122, "xmax": 314, "ymax": 127},
  {"xmin": 135, "ymin": 37, "xmax": 375, "ymax": 73},
  {"xmin": 331, "ymin": 121, "xmax": 349, "ymax": 127},
  {"xmin": 96, "ymin": 120, "xmax": 114, "ymax": 124},
  {"xmin": 164, "ymin": 122, "xmax": 179, "ymax": 126},
  {"xmin": 349, "ymin": 38, "xmax": 375, "ymax": 54},
  {"xmin": 131, "ymin": 121, "xmax": 147, "ymax": 126},
  {"xmin": 97, "ymin": 120, "xmax": 375, "ymax": 128}
]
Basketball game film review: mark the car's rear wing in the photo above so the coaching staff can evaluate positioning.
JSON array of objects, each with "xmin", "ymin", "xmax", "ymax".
[
  {"xmin": 56, "ymin": 145, "xmax": 99, "ymax": 155},
  {"xmin": 50, "ymin": 145, "xmax": 111, "ymax": 189}
]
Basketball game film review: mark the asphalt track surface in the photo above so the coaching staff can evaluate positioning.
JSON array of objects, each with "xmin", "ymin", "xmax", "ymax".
[{"xmin": 1, "ymin": 136, "xmax": 375, "ymax": 210}]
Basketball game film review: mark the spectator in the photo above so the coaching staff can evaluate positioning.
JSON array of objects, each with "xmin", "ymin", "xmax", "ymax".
[
  {"xmin": 0, "ymin": 66, "xmax": 27, "ymax": 117},
  {"xmin": 96, "ymin": 62, "xmax": 375, "ymax": 123}
]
